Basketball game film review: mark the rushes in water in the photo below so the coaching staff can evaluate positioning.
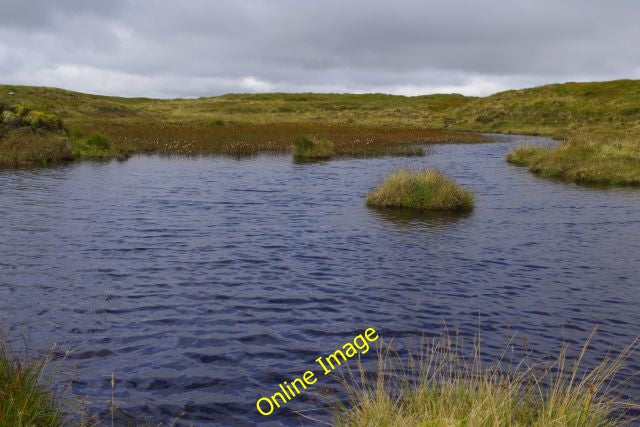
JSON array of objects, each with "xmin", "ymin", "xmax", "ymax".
[
  {"xmin": 292, "ymin": 135, "xmax": 334, "ymax": 159},
  {"xmin": 366, "ymin": 169, "xmax": 474, "ymax": 211},
  {"xmin": 0, "ymin": 335, "xmax": 64, "ymax": 426},
  {"xmin": 336, "ymin": 330, "xmax": 640, "ymax": 426}
]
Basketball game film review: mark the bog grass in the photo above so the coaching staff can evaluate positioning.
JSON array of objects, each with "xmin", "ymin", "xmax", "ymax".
[
  {"xmin": 336, "ymin": 331, "xmax": 640, "ymax": 426},
  {"xmin": 508, "ymin": 133, "xmax": 640, "ymax": 185},
  {"xmin": 0, "ymin": 335, "xmax": 64, "ymax": 426},
  {"xmin": 366, "ymin": 169, "xmax": 474, "ymax": 211}
]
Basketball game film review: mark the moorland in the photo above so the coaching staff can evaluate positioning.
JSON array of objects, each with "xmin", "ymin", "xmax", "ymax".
[{"xmin": 1, "ymin": 79, "xmax": 639, "ymax": 184}]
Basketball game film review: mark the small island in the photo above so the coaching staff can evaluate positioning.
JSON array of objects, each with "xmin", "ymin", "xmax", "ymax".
[{"xmin": 366, "ymin": 169, "xmax": 474, "ymax": 211}]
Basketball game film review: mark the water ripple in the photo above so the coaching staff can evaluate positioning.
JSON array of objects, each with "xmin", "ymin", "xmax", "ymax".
[{"xmin": 1, "ymin": 136, "xmax": 640, "ymax": 425}]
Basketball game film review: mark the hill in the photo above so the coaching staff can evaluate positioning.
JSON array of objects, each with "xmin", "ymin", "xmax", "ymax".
[{"xmin": 3, "ymin": 79, "xmax": 640, "ymax": 133}]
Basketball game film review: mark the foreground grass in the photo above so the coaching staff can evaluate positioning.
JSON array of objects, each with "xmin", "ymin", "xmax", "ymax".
[
  {"xmin": 508, "ymin": 133, "xmax": 640, "ymax": 185},
  {"xmin": 367, "ymin": 169, "xmax": 474, "ymax": 211},
  {"xmin": 0, "ymin": 336, "xmax": 64, "ymax": 426},
  {"xmin": 336, "ymin": 332, "xmax": 639, "ymax": 426}
]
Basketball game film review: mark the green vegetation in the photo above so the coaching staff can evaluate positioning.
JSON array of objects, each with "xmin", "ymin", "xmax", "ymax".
[
  {"xmin": 2, "ymin": 80, "xmax": 639, "ymax": 134},
  {"xmin": 336, "ymin": 332, "xmax": 639, "ymax": 426},
  {"xmin": 0, "ymin": 336, "xmax": 64, "ymax": 426},
  {"xmin": 0, "ymin": 102, "xmax": 72, "ymax": 166},
  {"xmin": 1, "ymin": 80, "xmax": 640, "ymax": 184},
  {"xmin": 0, "ymin": 130, "xmax": 72, "ymax": 167},
  {"xmin": 292, "ymin": 135, "xmax": 334, "ymax": 159},
  {"xmin": 366, "ymin": 169, "xmax": 474, "ymax": 211},
  {"xmin": 508, "ymin": 133, "xmax": 640, "ymax": 185},
  {"xmin": 69, "ymin": 131, "xmax": 133, "ymax": 160},
  {"xmin": 0, "ymin": 103, "xmax": 64, "ymax": 132}
]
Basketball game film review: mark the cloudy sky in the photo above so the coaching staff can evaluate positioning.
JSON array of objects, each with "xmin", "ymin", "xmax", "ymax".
[{"xmin": 1, "ymin": 0, "xmax": 639, "ymax": 98}]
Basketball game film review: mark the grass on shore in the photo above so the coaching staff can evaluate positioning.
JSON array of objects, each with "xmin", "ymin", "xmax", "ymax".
[
  {"xmin": 0, "ymin": 336, "xmax": 64, "ymax": 426},
  {"xmin": 366, "ymin": 169, "xmax": 474, "ymax": 211},
  {"xmin": 0, "ymin": 129, "xmax": 73, "ymax": 166},
  {"xmin": 508, "ymin": 133, "xmax": 640, "ymax": 185},
  {"xmin": 336, "ymin": 332, "xmax": 639, "ymax": 426}
]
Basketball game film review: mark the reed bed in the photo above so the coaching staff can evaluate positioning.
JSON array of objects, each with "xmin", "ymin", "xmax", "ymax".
[{"xmin": 73, "ymin": 122, "xmax": 484, "ymax": 157}]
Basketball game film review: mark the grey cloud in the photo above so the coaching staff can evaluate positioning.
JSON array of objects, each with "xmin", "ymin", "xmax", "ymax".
[
  {"xmin": 0, "ymin": 0, "xmax": 639, "ymax": 97},
  {"xmin": 0, "ymin": 0, "xmax": 122, "ymax": 29}
]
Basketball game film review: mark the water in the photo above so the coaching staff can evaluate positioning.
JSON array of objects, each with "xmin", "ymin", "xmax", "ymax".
[{"xmin": 1, "ymin": 135, "xmax": 639, "ymax": 425}]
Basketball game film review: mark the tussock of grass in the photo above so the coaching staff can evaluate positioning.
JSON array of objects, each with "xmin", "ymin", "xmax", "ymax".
[
  {"xmin": 336, "ymin": 331, "xmax": 639, "ymax": 426},
  {"xmin": 292, "ymin": 135, "xmax": 334, "ymax": 159},
  {"xmin": 366, "ymin": 169, "xmax": 474, "ymax": 211},
  {"xmin": 507, "ymin": 133, "xmax": 640, "ymax": 185},
  {"xmin": 0, "ymin": 336, "xmax": 64, "ymax": 426}
]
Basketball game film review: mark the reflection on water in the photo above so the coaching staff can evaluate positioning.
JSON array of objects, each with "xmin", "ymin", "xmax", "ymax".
[
  {"xmin": 1, "ymin": 135, "xmax": 640, "ymax": 426},
  {"xmin": 369, "ymin": 207, "xmax": 473, "ymax": 229}
]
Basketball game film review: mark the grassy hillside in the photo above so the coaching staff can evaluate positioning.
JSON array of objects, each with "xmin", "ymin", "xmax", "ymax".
[
  {"xmin": 4, "ymin": 79, "xmax": 639, "ymax": 132},
  {"xmin": 451, "ymin": 80, "xmax": 640, "ymax": 136},
  {"xmin": 1, "ymin": 80, "xmax": 639, "ymax": 183}
]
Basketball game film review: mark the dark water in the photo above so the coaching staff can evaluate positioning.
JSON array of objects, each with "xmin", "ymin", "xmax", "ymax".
[{"xmin": 1, "ymin": 135, "xmax": 639, "ymax": 426}]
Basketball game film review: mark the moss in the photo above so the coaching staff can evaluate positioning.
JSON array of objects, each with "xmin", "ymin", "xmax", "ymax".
[{"xmin": 366, "ymin": 169, "xmax": 474, "ymax": 211}]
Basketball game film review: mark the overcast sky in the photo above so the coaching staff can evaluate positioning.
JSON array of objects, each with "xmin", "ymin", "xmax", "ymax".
[{"xmin": 1, "ymin": 0, "xmax": 639, "ymax": 98}]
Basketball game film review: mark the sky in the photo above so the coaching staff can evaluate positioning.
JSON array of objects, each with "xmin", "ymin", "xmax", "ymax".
[{"xmin": 1, "ymin": 0, "xmax": 639, "ymax": 98}]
